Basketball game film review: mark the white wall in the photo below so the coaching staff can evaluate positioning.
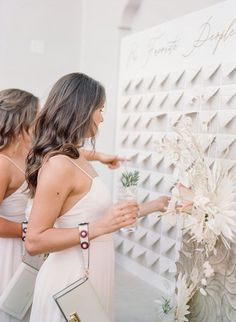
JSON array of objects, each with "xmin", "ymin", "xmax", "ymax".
[
  {"xmin": 131, "ymin": 0, "xmax": 225, "ymax": 31},
  {"xmin": 0, "ymin": 0, "xmax": 226, "ymax": 190},
  {"xmin": 79, "ymin": 0, "xmax": 226, "ymax": 190},
  {"xmin": 115, "ymin": 0, "xmax": 236, "ymax": 290},
  {"xmin": 78, "ymin": 0, "xmax": 128, "ymax": 188},
  {"xmin": 0, "ymin": 0, "xmax": 82, "ymax": 99}
]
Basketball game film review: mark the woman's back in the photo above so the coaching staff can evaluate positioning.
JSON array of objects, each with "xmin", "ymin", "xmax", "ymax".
[{"xmin": 0, "ymin": 156, "xmax": 29, "ymax": 322}]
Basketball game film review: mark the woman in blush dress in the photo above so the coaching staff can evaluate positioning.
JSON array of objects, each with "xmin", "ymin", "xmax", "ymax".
[
  {"xmin": 25, "ymin": 72, "xmax": 170, "ymax": 322},
  {"xmin": 25, "ymin": 73, "xmax": 138, "ymax": 322},
  {"xmin": 0, "ymin": 88, "xmax": 39, "ymax": 322}
]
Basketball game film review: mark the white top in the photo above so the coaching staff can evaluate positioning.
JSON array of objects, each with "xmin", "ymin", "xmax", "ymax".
[
  {"xmin": 0, "ymin": 155, "xmax": 30, "ymax": 322},
  {"xmin": 0, "ymin": 154, "xmax": 27, "ymax": 222}
]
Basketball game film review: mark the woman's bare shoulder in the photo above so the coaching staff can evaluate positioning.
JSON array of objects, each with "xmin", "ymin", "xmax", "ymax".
[{"xmin": 38, "ymin": 155, "xmax": 76, "ymax": 182}]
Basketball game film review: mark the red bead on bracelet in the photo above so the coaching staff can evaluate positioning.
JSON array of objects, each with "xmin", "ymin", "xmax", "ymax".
[
  {"xmin": 81, "ymin": 241, "xmax": 89, "ymax": 249},
  {"xmin": 80, "ymin": 230, "xmax": 88, "ymax": 238}
]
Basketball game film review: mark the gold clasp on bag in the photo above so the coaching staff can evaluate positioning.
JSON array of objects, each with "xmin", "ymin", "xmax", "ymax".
[{"xmin": 69, "ymin": 312, "xmax": 81, "ymax": 322}]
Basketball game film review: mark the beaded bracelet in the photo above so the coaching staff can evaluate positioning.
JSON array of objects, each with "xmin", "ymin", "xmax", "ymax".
[
  {"xmin": 21, "ymin": 221, "xmax": 28, "ymax": 242},
  {"xmin": 78, "ymin": 222, "xmax": 89, "ymax": 250},
  {"xmin": 78, "ymin": 222, "xmax": 90, "ymax": 276}
]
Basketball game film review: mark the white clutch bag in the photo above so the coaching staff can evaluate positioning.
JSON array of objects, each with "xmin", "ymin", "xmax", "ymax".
[
  {"xmin": 53, "ymin": 276, "xmax": 111, "ymax": 322},
  {"xmin": 53, "ymin": 223, "xmax": 111, "ymax": 322},
  {"xmin": 0, "ymin": 244, "xmax": 45, "ymax": 320}
]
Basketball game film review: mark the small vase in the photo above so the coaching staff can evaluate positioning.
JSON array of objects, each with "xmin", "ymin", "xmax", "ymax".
[{"xmin": 118, "ymin": 185, "xmax": 138, "ymax": 232}]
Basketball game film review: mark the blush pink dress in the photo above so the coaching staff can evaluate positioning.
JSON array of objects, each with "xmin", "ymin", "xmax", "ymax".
[{"xmin": 29, "ymin": 157, "xmax": 114, "ymax": 322}]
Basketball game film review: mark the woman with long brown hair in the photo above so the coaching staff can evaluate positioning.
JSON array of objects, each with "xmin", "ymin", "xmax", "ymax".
[
  {"xmin": 0, "ymin": 88, "xmax": 39, "ymax": 322},
  {"xmin": 25, "ymin": 73, "xmax": 139, "ymax": 322},
  {"xmin": 25, "ymin": 72, "xmax": 170, "ymax": 322}
]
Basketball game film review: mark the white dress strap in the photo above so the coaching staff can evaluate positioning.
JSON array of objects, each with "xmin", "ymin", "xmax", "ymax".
[
  {"xmin": 55, "ymin": 155, "xmax": 94, "ymax": 180},
  {"xmin": 0, "ymin": 154, "xmax": 25, "ymax": 174}
]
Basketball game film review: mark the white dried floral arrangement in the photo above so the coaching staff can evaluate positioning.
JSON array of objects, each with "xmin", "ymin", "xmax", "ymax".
[{"xmin": 154, "ymin": 117, "xmax": 236, "ymax": 322}]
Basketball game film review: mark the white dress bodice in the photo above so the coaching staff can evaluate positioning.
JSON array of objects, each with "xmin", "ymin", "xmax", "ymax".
[{"xmin": 29, "ymin": 159, "xmax": 114, "ymax": 322}]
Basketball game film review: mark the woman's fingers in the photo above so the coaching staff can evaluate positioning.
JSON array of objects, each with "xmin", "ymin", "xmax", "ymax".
[
  {"xmin": 117, "ymin": 200, "xmax": 138, "ymax": 210},
  {"xmin": 113, "ymin": 205, "xmax": 138, "ymax": 227},
  {"xmin": 106, "ymin": 201, "xmax": 139, "ymax": 231}
]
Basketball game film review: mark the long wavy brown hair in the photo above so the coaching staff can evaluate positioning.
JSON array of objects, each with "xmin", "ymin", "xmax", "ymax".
[
  {"xmin": 0, "ymin": 89, "xmax": 38, "ymax": 150},
  {"xmin": 26, "ymin": 72, "xmax": 105, "ymax": 197}
]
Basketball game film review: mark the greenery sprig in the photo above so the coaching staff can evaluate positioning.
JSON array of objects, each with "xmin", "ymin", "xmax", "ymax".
[{"xmin": 121, "ymin": 170, "xmax": 140, "ymax": 188}]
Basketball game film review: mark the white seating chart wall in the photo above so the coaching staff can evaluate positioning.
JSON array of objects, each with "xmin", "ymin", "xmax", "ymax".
[{"xmin": 114, "ymin": 0, "xmax": 236, "ymax": 305}]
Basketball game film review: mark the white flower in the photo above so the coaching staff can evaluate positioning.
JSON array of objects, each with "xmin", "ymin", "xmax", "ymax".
[
  {"xmin": 207, "ymin": 163, "xmax": 236, "ymax": 243},
  {"xmin": 201, "ymin": 278, "xmax": 207, "ymax": 286},
  {"xmin": 162, "ymin": 196, "xmax": 178, "ymax": 227},
  {"xmin": 184, "ymin": 215, "xmax": 204, "ymax": 242},
  {"xmin": 154, "ymin": 116, "xmax": 236, "ymax": 319},
  {"xmin": 190, "ymin": 267, "xmax": 199, "ymax": 284},
  {"xmin": 199, "ymin": 287, "xmax": 207, "ymax": 296},
  {"xmin": 203, "ymin": 261, "xmax": 214, "ymax": 278},
  {"xmin": 193, "ymin": 195, "xmax": 210, "ymax": 209},
  {"xmin": 175, "ymin": 273, "xmax": 194, "ymax": 322},
  {"xmin": 164, "ymin": 212, "xmax": 178, "ymax": 228}
]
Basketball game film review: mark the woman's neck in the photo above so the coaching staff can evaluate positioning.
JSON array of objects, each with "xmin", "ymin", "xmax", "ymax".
[{"xmin": 0, "ymin": 139, "xmax": 29, "ymax": 159}]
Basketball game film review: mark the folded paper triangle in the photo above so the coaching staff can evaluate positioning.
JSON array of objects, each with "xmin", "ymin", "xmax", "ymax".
[
  {"xmin": 121, "ymin": 115, "xmax": 130, "ymax": 128},
  {"xmin": 186, "ymin": 66, "xmax": 202, "ymax": 82},
  {"xmin": 134, "ymin": 77, "xmax": 143, "ymax": 89},
  {"xmin": 114, "ymin": 235, "xmax": 123, "ymax": 249},
  {"xmin": 157, "ymin": 73, "xmax": 169, "ymax": 86},
  {"xmin": 131, "ymin": 228, "xmax": 147, "ymax": 242},
  {"xmin": 138, "ymin": 172, "xmax": 151, "ymax": 185},
  {"xmin": 150, "ymin": 152, "xmax": 164, "ymax": 167},
  {"xmin": 202, "ymin": 87, "xmax": 220, "ymax": 102},
  {"xmin": 219, "ymin": 110, "xmax": 236, "ymax": 127},
  {"xmin": 128, "ymin": 132, "xmax": 140, "ymax": 145},
  {"xmin": 130, "ymin": 114, "xmax": 142, "ymax": 128},
  {"xmin": 122, "ymin": 97, "xmax": 131, "ymax": 110},
  {"xmin": 140, "ymin": 133, "xmax": 153, "ymax": 146},
  {"xmin": 137, "ymin": 151, "xmax": 152, "ymax": 164},
  {"xmin": 161, "ymin": 240, "xmax": 176, "ymax": 256},
  {"xmin": 141, "ymin": 193, "xmax": 150, "ymax": 203},
  {"xmin": 143, "ymin": 94, "xmax": 155, "ymax": 109},
  {"xmin": 197, "ymin": 134, "xmax": 216, "ymax": 152},
  {"xmin": 204, "ymin": 63, "xmax": 221, "ymax": 79},
  {"xmin": 221, "ymin": 86, "xmax": 236, "ymax": 105},
  {"xmin": 145, "ymin": 252, "xmax": 160, "ymax": 268},
  {"xmin": 159, "ymin": 257, "xmax": 170, "ymax": 274},
  {"xmin": 141, "ymin": 115, "xmax": 154, "ymax": 128},
  {"xmin": 224, "ymin": 159, "xmax": 236, "ymax": 173},
  {"xmin": 222, "ymin": 62, "xmax": 236, "ymax": 78},
  {"xmin": 131, "ymin": 246, "xmax": 146, "ymax": 259},
  {"xmin": 146, "ymin": 75, "xmax": 156, "ymax": 90},
  {"xmin": 124, "ymin": 149, "xmax": 139, "ymax": 160},
  {"xmin": 132, "ymin": 96, "xmax": 143, "ymax": 110},
  {"xmin": 169, "ymin": 112, "xmax": 182, "ymax": 127},
  {"xmin": 156, "ymin": 92, "xmax": 169, "ymax": 106},
  {"xmin": 199, "ymin": 111, "xmax": 217, "ymax": 127},
  {"xmin": 123, "ymin": 79, "xmax": 132, "ymax": 92},
  {"xmin": 149, "ymin": 173, "xmax": 164, "ymax": 188},
  {"xmin": 120, "ymin": 240, "xmax": 134, "ymax": 255},
  {"xmin": 170, "ymin": 91, "xmax": 184, "ymax": 106},
  {"xmin": 216, "ymin": 135, "xmax": 236, "ymax": 155},
  {"xmin": 120, "ymin": 132, "xmax": 129, "ymax": 145},
  {"xmin": 171, "ymin": 70, "xmax": 185, "ymax": 84},
  {"xmin": 144, "ymin": 232, "xmax": 161, "ymax": 248}
]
